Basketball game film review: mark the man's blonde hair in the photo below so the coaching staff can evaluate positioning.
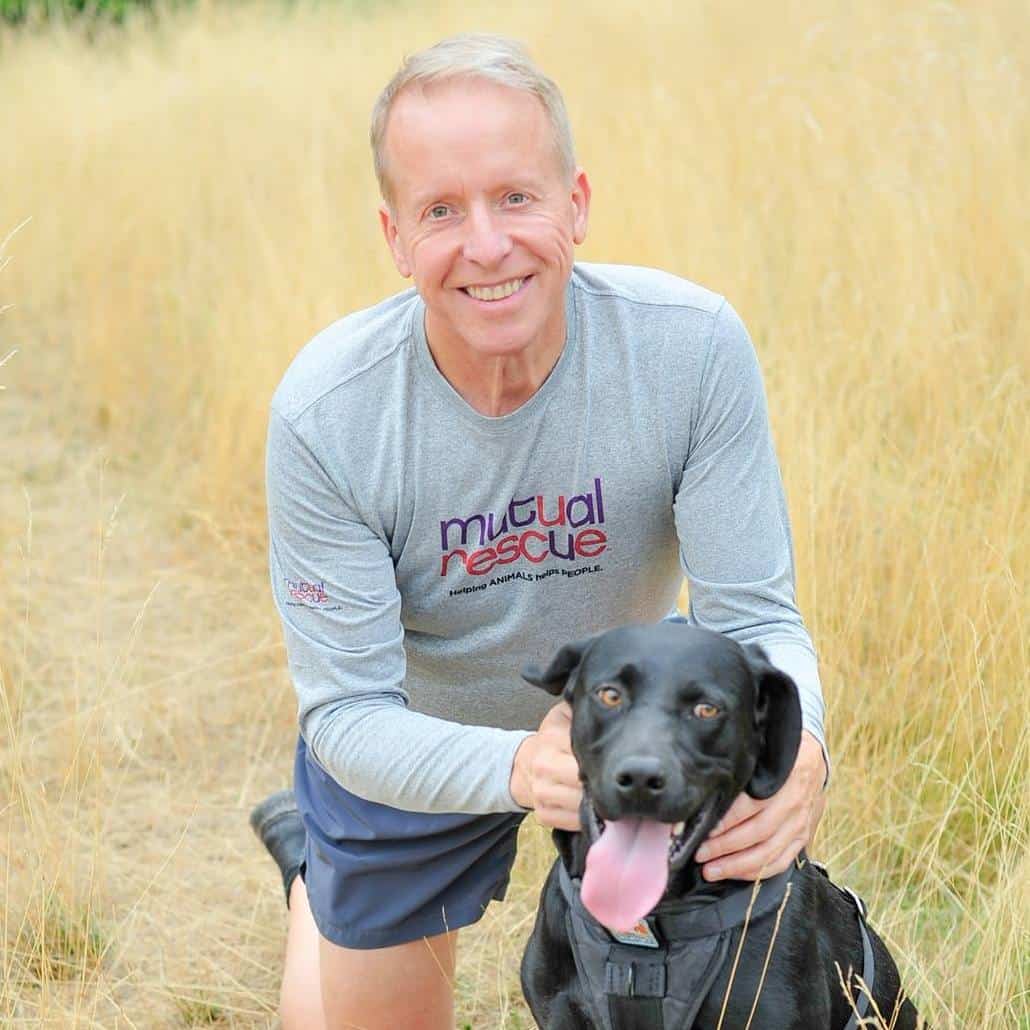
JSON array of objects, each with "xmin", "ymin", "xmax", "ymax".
[{"xmin": 370, "ymin": 33, "xmax": 576, "ymax": 209}]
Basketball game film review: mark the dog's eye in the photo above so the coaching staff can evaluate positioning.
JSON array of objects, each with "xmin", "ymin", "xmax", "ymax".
[
  {"xmin": 693, "ymin": 702, "xmax": 720, "ymax": 719},
  {"xmin": 596, "ymin": 686, "xmax": 623, "ymax": 709}
]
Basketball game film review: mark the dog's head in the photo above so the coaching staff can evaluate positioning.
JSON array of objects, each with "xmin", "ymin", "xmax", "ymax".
[{"xmin": 521, "ymin": 623, "xmax": 801, "ymax": 929}]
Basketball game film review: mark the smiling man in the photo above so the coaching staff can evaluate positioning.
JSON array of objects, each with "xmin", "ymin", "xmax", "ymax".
[
  {"xmin": 377, "ymin": 78, "xmax": 583, "ymax": 418},
  {"xmin": 253, "ymin": 34, "xmax": 828, "ymax": 1030}
]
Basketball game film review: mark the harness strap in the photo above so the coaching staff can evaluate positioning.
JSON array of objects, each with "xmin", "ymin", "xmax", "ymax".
[
  {"xmin": 605, "ymin": 943, "xmax": 668, "ymax": 1030},
  {"xmin": 608, "ymin": 992, "xmax": 665, "ymax": 1029},
  {"xmin": 810, "ymin": 862, "xmax": 876, "ymax": 1030},
  {"xmin": 649, "ymin": 863, "xmax": 798, "ymax": 940},
  {"xmin": 841, "ymin": 904, "xmax": 875, "ymax": 1030}
]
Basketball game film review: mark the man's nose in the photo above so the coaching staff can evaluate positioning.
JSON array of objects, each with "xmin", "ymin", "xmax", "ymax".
[{"xmin": 461, "ymin": 203, "xmax": 513, "ymax": 267}]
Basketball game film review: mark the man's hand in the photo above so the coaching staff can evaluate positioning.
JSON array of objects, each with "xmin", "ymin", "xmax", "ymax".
[
  {"xmin": 693, "ymin": 730, "xmax": 827, "ymax": 881},
  {"xmin": 509, "ymin": 701, "xmax": 583, "ymax": 831}
]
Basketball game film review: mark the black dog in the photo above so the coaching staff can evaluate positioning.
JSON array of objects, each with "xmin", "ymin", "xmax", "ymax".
[{"xmin": 519, "ymin": 623, "xmax": 923, "ymax": 1030}]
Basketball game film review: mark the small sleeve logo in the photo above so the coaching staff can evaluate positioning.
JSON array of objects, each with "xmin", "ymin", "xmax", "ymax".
[{"xmin": 285, "ymin": 579, "xmax": 329, "ymax": 605}]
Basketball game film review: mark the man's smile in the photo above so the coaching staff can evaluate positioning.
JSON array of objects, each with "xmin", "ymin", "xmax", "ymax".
[{"xmin": 460, "ymin": 275, "xmax": 534, "ymax": 304}]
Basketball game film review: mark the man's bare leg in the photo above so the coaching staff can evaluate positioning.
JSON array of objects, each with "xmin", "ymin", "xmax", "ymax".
[
  {"xmin": 279, "ymin": 876, "xmax": 458, "ymax": 1030},
  {"xmin": 279, "ymin": 877, "xmax": 325, "ymax": 1029}
]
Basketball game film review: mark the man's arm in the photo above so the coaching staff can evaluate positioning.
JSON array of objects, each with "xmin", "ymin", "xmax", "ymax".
[
  {"xmin": 267, "ymin": 406, "xmax": 532, "ymax": 814},
  {"xmin": 668, "ymin": 299, "xmax": 828, "ymax": 877}
]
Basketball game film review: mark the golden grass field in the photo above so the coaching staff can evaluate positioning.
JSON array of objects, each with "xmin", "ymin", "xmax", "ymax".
[{"xmin": 1, "ymin": 0, "xmax": 1027, "ymax": 1025}]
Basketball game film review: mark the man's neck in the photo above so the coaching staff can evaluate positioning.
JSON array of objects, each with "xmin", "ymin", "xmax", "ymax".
[{"xmin": 424, "ymin": 314, "xmax": 566, "ymax": 417}]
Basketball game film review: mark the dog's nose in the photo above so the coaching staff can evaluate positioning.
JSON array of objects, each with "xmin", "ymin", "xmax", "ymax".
[{"xmin": 613, "ymin": 756, "xmax": 667, "ymax": 800}]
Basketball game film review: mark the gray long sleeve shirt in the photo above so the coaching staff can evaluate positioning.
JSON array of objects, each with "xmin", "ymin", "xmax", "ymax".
[{"xmin": 267, "ymin": 262, "xmax": 825, "ymax": 814}]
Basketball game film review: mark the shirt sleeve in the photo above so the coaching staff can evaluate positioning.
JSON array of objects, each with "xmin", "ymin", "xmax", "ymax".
[
  {"xmin": 666, "ymin": 299, "xmax": 830, "ymax": 783},
  {"xmin": 266, "ymin": 407, "xmax": 532, "ymax": 814}
]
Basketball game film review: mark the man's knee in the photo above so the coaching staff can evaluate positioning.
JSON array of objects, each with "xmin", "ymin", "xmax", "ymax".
[
  {"xmin": 279, "ymin": 875, "xmax": 459, "ymax": 1029},
  {"xmin": 280, "ymin": 988, "xmax": 324, "ymax": 1030},
  {"xmin": 318, "ymin": 930, "xmax": 458, "ymax": 1030},
  {"xmin": 280, "ymin": 940, "xmax": 325, "ymax": 1030}
]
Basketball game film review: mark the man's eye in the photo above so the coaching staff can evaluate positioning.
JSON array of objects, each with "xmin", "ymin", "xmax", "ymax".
[
  {"xmin": 427, "ymin": 205, "xmax": 450, "ymax": 219},
  {"xmin": 507, "ymin": 192, "xmax": 529, "ymax": 205},
  {"xmin": 693, "ymin": 702, "xmax": 720, "ymax": 719},
  {"xmin": 596, "ymin": 685, "xmax": 623, "ymax": 709}
]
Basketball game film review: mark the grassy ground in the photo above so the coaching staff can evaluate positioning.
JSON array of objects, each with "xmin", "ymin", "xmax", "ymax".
[{"xmin": 1, "ymin": 0, "xmax": 1027, "ymax": 1025}]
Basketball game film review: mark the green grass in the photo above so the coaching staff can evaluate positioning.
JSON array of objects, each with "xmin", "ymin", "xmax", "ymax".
[
  {"xmin": 16, "ymin": 892, "xmax": 107, "ymax": 983},
  {"xmin": 0, "ymin": 0, "xmax": 176, "ymax": 26},
  {"xmin": 175, "ymin": 995, "xmax": 228, "ymax": 1025}
]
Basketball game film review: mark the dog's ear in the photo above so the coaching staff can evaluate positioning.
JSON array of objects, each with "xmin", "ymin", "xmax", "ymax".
[
  {"xmin": 742, "ymin": 643, "xmax": 803, "ymax": 800},
  {"xmin": 521, "ymin": 637, "xmax": 597, "ymax": 698}
]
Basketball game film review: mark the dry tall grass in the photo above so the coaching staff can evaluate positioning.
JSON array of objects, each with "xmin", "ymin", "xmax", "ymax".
[{"xmin": 1, "ymin": 0, "xmax": 1027, "ymax": 1026}]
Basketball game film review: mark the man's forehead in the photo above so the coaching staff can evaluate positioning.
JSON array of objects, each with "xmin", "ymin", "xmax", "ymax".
[
  {"xmin": 404, "ymin": 166, "xmax": 551, "ymax": 207},
  {"xmin": 384, "ymin": 79, "xmax": 558, "ymax": 202}
]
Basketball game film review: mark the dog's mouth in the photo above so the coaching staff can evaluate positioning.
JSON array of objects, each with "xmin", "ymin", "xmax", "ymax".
[
  {"xmin": 586, "ymin": 799, "xmax": 716, "ymax": 870},
  {"xmin": 579, "ymin": 791, "xmax": 722, "ymax": 932}
]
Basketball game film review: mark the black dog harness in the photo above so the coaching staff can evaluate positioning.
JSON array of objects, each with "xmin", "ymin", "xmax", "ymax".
[{"xmin": 556, "ymin": 856, "xmax": 876, "ymax": 1029}]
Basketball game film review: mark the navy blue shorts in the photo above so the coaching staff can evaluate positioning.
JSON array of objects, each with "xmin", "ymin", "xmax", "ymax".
[{"xmin": 293, "ymin": 735, "xmax": 526, "ymax": 950}]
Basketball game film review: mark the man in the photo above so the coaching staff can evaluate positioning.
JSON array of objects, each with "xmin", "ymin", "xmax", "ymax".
[{"xmin": 252, "ymin": 33, "xmax": 828, "ymax": 1030}]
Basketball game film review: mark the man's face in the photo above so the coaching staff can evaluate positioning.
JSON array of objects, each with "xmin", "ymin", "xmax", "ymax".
[{"xmin": 378, "ymin": 78, "xmax": 590, "ymax": 363}]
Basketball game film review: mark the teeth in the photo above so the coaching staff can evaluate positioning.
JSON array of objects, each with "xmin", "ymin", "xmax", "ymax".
[
  {"xmin": 673, "ymin": 822, "xmax": 686, "ymax": 837},
  {"xmin": 465, "ymin": 278, "xmax": 524, "ymax": 301}
]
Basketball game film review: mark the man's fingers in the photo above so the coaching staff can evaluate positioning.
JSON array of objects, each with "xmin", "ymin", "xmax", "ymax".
[
  {"xmin": 539, "ymin": 702, "xmax": 574, "ymax": 751},
  {"xmin": 533, "ymin": 777, "xmax": 582, "ymax": 832},
  {"xmin": 521, "ymin": 697, "xmax": 581, "ymax": 826},
  {"xmin": 696, "ymin": 802, "xmax": 787, "ymax": 864},
  {"xmin": 706, "ymin": 793, "xmax": 763, "ymax": 839},
  {"xmin": 701, "ymin": 824, "xmax": 806, "ymax": 882},
  {"xmin": 538, "ymin": 806, "xmax": 582, "ymax": 832},
  {"xmin": 535, "ymin": 750, "xmax": 580, "ymax": 788},
  {"xmin": 535, "ymin": 779, "xmax": 582, "ymax": 811},
  {"xmin": 530, "ymin": 739, "xmax": 582, "ymax": 831},
  {"xmin": 544, "ymin": 700, "xmax": 573, "ymax": 726}
]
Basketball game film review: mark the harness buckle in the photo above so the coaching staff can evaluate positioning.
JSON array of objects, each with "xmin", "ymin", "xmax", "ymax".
[
  {"xmin": 604, "ymin": 943, "xmax": 668, "ymax": 999},
  {"xmin": 841, "ymin": 884, "xmax": 868, "ymax": 919}
]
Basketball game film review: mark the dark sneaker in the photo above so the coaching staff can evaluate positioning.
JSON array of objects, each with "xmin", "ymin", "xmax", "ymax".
[{"xmin": 249, "ymin": 788, "xmax": 306, "ymax": 906}]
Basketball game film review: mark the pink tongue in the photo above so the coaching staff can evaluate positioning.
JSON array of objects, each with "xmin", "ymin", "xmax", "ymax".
[{"xmin": 580, "ymin": 818, "xmax": 673, "ymax": 932}]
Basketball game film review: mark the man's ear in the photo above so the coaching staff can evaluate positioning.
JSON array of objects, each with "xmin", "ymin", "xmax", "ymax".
[
  {"xmin": 742, "ymin": 644, "xmax": 802, "ymax": 800},
  {"xmin": 570, "ymin": 167, "xmax": 591, "ymax": 245},
  {"xmin": 378, "ymin": 203, "xmax": 412, "ymax": 278},
  {"xmin": 521, "ymin": 636, "xmax": 597, "ymax": 699}
]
